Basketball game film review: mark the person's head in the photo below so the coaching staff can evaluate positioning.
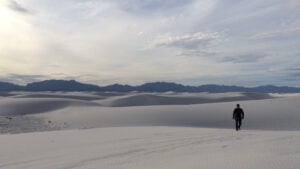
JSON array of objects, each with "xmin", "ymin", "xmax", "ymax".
[{"xmin": 237, "ymin": 104, "xmax": 240, "ymax": 108}]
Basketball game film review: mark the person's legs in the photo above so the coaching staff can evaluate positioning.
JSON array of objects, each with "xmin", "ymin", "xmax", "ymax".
[
  {"xmin": 238, "ymin": 118, "xmax": 242, "ymax": 130},
  {"xmin": 235, "ymin": 119, "xmax": 239, "ymax": 131}
]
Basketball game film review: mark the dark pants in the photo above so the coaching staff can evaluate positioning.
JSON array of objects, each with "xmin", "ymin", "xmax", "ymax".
[{"xmin": 235, "ymin": 118, "xmax": 242, "ymax": 131}]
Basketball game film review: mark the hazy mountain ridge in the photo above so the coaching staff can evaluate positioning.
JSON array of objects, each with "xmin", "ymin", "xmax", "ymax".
[
  {"xmin": 0, "ymin": 80, "xmax": 300, "ymax": 93},
  {"xmin": 0, "ymin": 81, "xmax": 24, "ymax": 91}
]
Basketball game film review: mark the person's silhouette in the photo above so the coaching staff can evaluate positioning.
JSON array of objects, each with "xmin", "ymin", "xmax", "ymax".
[{"xmin": 233, "ymin": 104, "xmax": 244, "ymax": 131}]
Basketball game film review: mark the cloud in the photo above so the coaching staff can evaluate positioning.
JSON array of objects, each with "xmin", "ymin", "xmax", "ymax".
[
  {"xmin": 147, "ymin": 32, "xmax": 223, "ymax": 58},
  {"xmin": 151, "ymin": 32, "xmax": 222, "ymax": 50},
  {"xmin": 179, "ymin": 50, "xmax": 218, "ymax": 58},
  {"xmin": 284, "ymin": 67, "xmax": 300, "ymax": 77},
  {"xmin": 72, "ymin": 0, "xmax": 196, "ymax": 19},
  {"xmin": 7, "ymin": 0, "xmax": 31, "ymax": 14},
  {"xmin": 291, "ymin": 72, "xmax": 300, "ymax": 77},
  {"xmin": 289, "ymin": 0, "xmax": 300, "ymax": 7},
  {"xmin": 115, "ymin": 0, "xmax": 195, "ymax": 15},
  {"xmin": 250, "ymin": 27, "xmax": 300, "ymax": 39},
  {"xmin": 1, "ymin": 0, "xmax": 300, "ymax": 87},
  {"xmin": 221, "ymin": 54, "xmax": 266, "ymax": 63},
  {"xmin": 291, "ymin": 68, "xmax": 300, "ymax": 71},
  {"xmin": 0, "ymin": 74, "xmax": 49, "ymax": 85}
]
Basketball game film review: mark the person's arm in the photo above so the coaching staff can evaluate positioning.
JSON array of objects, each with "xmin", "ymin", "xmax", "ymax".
[{"xmin": 241, "ymin": 109, "xmax": 244, "ymax": 119}]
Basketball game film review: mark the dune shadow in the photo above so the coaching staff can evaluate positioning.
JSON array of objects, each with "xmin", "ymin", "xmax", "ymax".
[
  {"xmin": 0, "ymin": 99, "xmax": 100, "ymax": 116},
  {"xmin": 14, "ymin": 93, "xmax": 105, "ymax": 101},
  {"xmin": 105, "ymin": 93, "xmax": 273, "ymax": 107}
]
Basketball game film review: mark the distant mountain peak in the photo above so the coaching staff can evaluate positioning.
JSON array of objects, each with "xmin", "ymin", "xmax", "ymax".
[
  {"xmin": 0, "ymin": 79, "xmax": 300, "ymax": 93},
  {"xmin": 25, "ymin": 79, "xmax": 101, "ymax": 91}
]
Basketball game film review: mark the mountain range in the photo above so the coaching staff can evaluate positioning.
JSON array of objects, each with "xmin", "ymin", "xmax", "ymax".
[{"xmin": 0, "ymin": 80, "xmax": 300, "ymax": 93}]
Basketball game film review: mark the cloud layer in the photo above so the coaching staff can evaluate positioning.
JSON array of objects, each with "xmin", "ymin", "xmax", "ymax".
[{"xmin": 0, "ymin": 0, "xmax": 300, "ymax": 86}]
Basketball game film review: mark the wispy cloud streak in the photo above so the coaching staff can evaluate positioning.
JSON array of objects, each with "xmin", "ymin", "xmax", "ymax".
[{"xmin": 8, "ymin": 0, "xmax": 30, "ymax": 14}]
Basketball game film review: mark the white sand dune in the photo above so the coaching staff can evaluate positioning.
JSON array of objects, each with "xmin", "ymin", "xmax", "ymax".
[
  {"xmin": 0, "ymin": 127, "xmax": 299, "ymax": 169},
  {"xmin": 98, "ymin": 92, "xmax": 273, "ymax": 107},
  {"xmin": 0, "ymin": 92, "xmax": 299, "ymax": 132},
  {"xmin": 0, "ymin": 92, "xmax": 299, "ymax": 168},
  {"xmin": 0, "ymin": 98, "xmax": 99, "ymax": 116},
  {"xmin": 14, "ymin": 93, "xmax": 105, "ymax": 101},
  {"xmin": 32, "ymin": 94, "xmax": 299, "ymax": 131}
]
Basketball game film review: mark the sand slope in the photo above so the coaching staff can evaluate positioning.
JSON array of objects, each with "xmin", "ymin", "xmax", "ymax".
[
  {"xmin": 0, "ymin": 127, "xmax": 299, "ymax": 169},
  {"xmin": 97, "ymin": 92, "xmax": 272, "ymax": 107},
  {"xmin": 0, "ymin": 92, "xmax": 300, "ymax": 169}
]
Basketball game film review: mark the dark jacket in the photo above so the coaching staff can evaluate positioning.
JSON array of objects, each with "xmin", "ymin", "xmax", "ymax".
[{"xmin": 233, "ymin": 108, "xmax": 244, "ymax": 120}]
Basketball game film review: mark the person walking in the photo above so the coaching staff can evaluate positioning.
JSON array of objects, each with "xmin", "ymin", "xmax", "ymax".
[{"xmin": 233, "ymin": 104, "xmax": 244, "ymax": 131}]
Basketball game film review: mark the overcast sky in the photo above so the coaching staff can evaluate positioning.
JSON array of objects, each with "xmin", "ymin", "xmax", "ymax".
[{"xmin": 0, "ymin": 0, "xmax": 300, "ymax": 86}]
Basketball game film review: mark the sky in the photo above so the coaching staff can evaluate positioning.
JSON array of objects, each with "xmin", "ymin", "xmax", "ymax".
[{"xmin": 0, "ymin": 0, "xmax": 300, "ymax": 86}]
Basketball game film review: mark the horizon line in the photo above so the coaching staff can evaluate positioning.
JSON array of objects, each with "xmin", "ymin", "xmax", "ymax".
[{"xmin": 1, "ymin": 79, "xmax": 299, "ymax": 88}]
